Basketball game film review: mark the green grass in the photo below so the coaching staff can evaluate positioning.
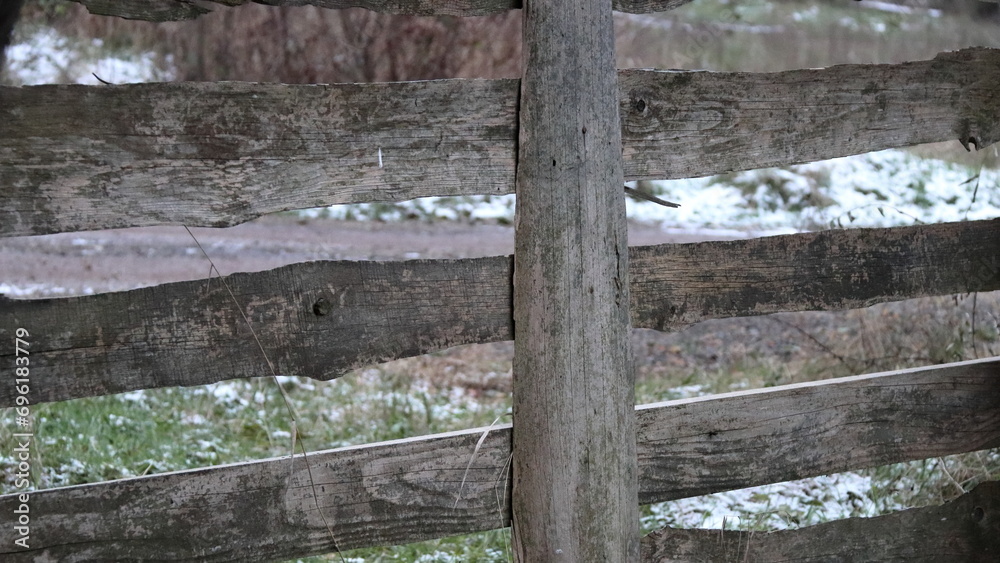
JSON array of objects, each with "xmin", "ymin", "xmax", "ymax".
[
  {"xmin": 3, "ymin": 289, "xmax": 998, "ymax": 561},
  {"xmin": 0, "ymin": 359, "xmax": 517, "ymax": 561},
  {"xmin": 5, "ymin": 313, "xmax": 998, "ymax": 561},
  {"xmin": 0, "ymin": 364, "xmax": 512, "ymax": 490}
]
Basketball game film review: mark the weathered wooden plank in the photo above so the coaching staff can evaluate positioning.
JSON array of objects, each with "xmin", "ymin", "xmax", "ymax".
[
  {"xmin": 71, "ymin": 0, "xmax": 212, "ymax": 20},
  {"xmin": 0, "ymin": 79, "xmax": 519, "ymax": 237},
  {"xmin": 1, "ymin": 358, "xmax": 997, "ymax": 560},
  {"xmin": 1, "ymin": 219, "xmax": 996, "ymax": 408},
  {"xmin": 636, "ymin": 357, "xmax": 1000, "ymax": 505},
  {"xmin": 69, "ymin": 0, "xmax": 695, "ymax": 20},
  {"xmin": 511, "ymin": 0, "xmax": 638, "ymax": 557},
  {"xmin": 0, "ymin": 424, "xmax": 516, "ymax": 561},
  {"xmin": 641, "ymin": 481, "xmax": 1000, "ymax": 562},
  {"xmin": 72, "ymin": 0, "xmax": 521, "ymax": 18},
  {"xmin": 629, "ymin": 217, "xmax": 1000, "ymax": 332},
  {"xmin": 0, "ymin": 255, "xmax": 515, "ymax": 407},
  {"xmin": 3, "ymin": 49, "xmax": 998, "ymax": 237},
  {"xmin": 68, "ymin": 0, "xmax": 1000, "ymax": 20},
  {"xmin": 621, "ymin": 47, "xmax": 1000, "ymax": 182}
]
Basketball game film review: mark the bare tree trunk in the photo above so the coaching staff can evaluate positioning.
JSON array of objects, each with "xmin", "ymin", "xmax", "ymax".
[{"xmin": 159, "ymin": 5, "xmax": 522, "ymax": 83}]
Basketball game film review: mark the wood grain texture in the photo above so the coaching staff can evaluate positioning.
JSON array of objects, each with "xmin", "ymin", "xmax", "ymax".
[
  {"xmin": 0, "ymin": 79, "xmax": 519, "ymax": 236},
  {"xmin": 0, "ymin": 424, "xmax": 516, "ymax": 561},
  {"xmin": 641, "ymin": 481, "xmax": 1000, "ymax": 562},
  {"xmin": 0, "ymin": 255, "xmax": 514, "ymax": 407},
  {"xmin": 620, "ymin": 47, "xmax": 1000, "ymax": 181},
  {"xmin": 70, "ymin": 0, "xmax": 1000, "ymax": 19},
  {"xmin": 72, "ymin": 0, "xmax": 210, "ymax": 20},
  {"xmin": 636, "ymin": 357, "xmax": 1000, "ymax": 505},
  {"xmin": 70, "ymin": 0, "xmax": 696, "ymax": 19},
  {"xmin": 74, "ymin": 0, "xmax": 522, "ymax": 18},
  {"xmin": 511, "ymin": 0, "xmax": 638, "ymax": 557},
  {"xmin": 629, "ymin": 218, "xmax": 1000, "ymax": 332},
  {"xmin": 3, "ymin": 49, "xmax": 998, "ymax": 237},
  {"xmin": 1, "ymin": 219, "xmax": 996, "ymax": 408},
  {"xmin": 1, "ymin": 358, "xmax": 997, "ymax": 561}
]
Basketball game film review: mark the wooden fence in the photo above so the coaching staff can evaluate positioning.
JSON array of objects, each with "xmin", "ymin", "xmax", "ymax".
[{"xmin": 2, "ymin": 0, "xmax": 1000, "ymax": 560}]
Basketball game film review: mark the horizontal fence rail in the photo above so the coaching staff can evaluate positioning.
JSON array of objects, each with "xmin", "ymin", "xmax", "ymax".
[
  {"xmin": 635, "ymin": 358, "xmax": 1000, "ymax": 504},
  {"xmin": 1, "ymin": 219, "xmax": 996, "ymax": 407},
  {"xmin": 641, "ymin": 481, "xmax": 1000, "ymax": 562},
  {"xmin": 70, "ymin": 0, "xmax": 699, "ymax": 19},
  {"xmin": 1, "ymin": 357, "xmax": 997, "ymax": 560},
  {"xmin": 620, "ymin": 47, "xmax": 999, "ymax": 183},
  {"xmin": 69, "ymin": 0, "xmax": 1000, "ymax": 19},
  {"xmin": 3, "ymin": 48, "xmax": 998, "ymax": 236},
  {"xmin": 0, "ymin": 78, "xmax": 520, "ymax": 237}
]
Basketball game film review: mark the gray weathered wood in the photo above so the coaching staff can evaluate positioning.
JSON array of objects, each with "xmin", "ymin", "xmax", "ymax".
[
  {"xmin": 1, "ymin": 219, "xmax": 996, "ymax": 408},
  {"xmin": 3, "ymin": 49, "xmax": 998, "ymax": 237},
  {"xmin": 636, "ymin": 357, "xmax": 1000, "ymax": 504},
  {"xmin": 71, "ymin": 0, "xmax": 211, "ymax": 20},
  {"xmin": 0, "ymin": 256, "xmax": 514, "ymax": 407},
  {"xmin": 621, "ymin": 47, "xmax": 1000, "ymax": 182},
  {"xmin": 1, "ymin": 358, "xmax": 997, "ymax": 561},
  {"xmin": 67, "ymin": 0, "xmax": 1000, "ymax": 19},
  {"xmin": 641, "ymin": 480, "xmax": 1000, "ymax": 562},
  {"xmin": 69, "ymin": 0, "xmax": 696, "ymax": 19},
  {"xmin": 511, "ymin": 0, "xmax": 638, "ymax": 557},
  {"xmin": 0, "ymin": 423, "xmax": 515, "ymax": 561},
  {"xmin": 71, "ymin": 0, "xmax": 1000, "ymax": 19},
  {"xmin": 72, "ymin": 0, "xmax": 521, "ymax": 18},
  {"xmin": 628, "ymin": 217, "xmax": 1000, "ymax": 332},
  {"xmin": 0, "ymin": 79, "xmax": 519, "ymax": 237}
]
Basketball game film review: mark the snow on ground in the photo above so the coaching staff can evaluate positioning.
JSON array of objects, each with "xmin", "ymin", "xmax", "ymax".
[
  {"xmin": 5, "ymin": 26, "xmax": 172, "ymax": 85},
  {"xmin": 645, "ymin": 472, "xmax": 879, "ymax": 532},
  {"xmin": 318, "ymin": 147, "xmax": 999, "ymax": 235},
  {"xmin": 0, "ymin": 281, "xmax": 95, "ymax": 297}
]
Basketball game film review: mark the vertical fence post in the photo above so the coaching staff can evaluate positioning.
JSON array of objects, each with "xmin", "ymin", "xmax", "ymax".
[{"xmin": 511, "ymin": 0, "xmax": 639, "ymax": 559}]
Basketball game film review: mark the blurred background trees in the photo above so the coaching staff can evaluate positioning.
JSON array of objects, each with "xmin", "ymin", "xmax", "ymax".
[{"xmin": 11, "ymin": 0, "xmax": 1000, "ymax": 85}]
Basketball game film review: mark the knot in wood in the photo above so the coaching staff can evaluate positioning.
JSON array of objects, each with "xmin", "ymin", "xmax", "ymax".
[{"xmin": 312, "ymin": 297, "xmax": 332, "ymax": 316}]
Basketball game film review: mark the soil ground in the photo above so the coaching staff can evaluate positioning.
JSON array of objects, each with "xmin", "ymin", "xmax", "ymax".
[{"xmin": 0, "ymin": 215, "xmax": 725, "ymax": 292}]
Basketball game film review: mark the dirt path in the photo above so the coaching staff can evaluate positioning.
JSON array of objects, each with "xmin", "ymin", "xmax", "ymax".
[{"xmin": 0, "ymin": 216, "xmax": 725, "ymax": 297}]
